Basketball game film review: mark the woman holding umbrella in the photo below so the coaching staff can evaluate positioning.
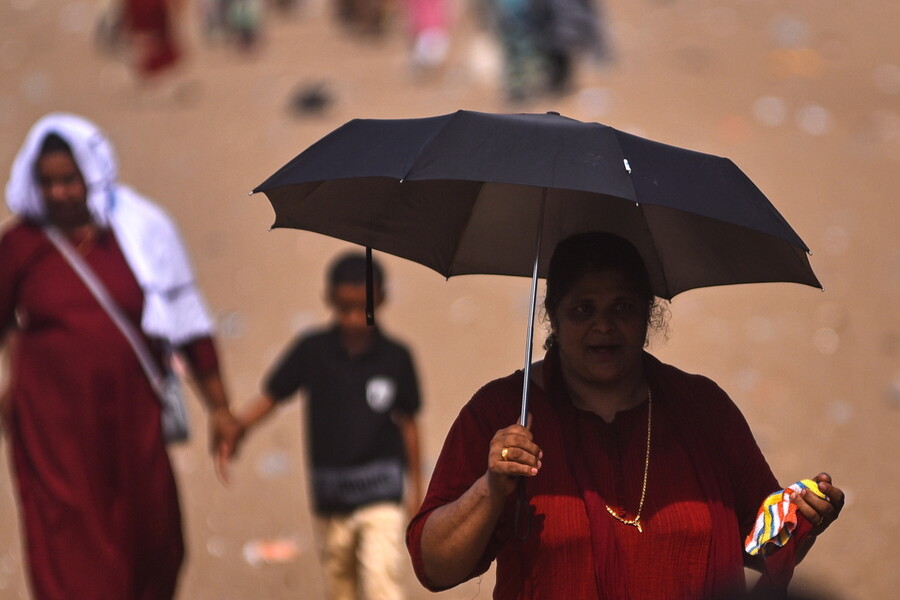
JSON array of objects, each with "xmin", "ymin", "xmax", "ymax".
[{"xmin": 406, "ymin": 231, "xmax": 843, "ymax": 599}]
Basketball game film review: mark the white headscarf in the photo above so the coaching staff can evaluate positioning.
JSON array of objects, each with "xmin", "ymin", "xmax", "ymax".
[{"xmin": 5, "ymin": 113, "xmax": 215, "ymax": 345}]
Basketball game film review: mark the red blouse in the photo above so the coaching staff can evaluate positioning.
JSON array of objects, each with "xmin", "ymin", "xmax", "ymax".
[{"xmin": 407, "ymin": 350, "xmax": 810, "ymax": 599}]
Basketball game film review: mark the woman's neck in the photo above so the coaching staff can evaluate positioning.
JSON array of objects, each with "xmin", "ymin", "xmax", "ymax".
[
  {"xmin": 52, "ymin": 220, "xmax": 100, "ymax": 255},
  {"xmin": 50, "ymin": 215, "xmax": 96, "ymax": 235},
  {"xmin": 561, "ymin": 364, "xmax": 648, "ymax": 423},
  {"xmin": 65, "ymin": 222, "xmax": 97, "ymax": 236}
]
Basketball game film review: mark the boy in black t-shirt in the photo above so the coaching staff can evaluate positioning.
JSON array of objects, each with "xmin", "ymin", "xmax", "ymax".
[{"xmin": 239, "ymin": 252, "xmax": 422, "ymax": 600}]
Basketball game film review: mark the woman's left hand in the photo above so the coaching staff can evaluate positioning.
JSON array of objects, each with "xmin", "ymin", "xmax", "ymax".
[
  {"xmin": 793, "ymin": 472, "xmax": 845, "ymax": 535},
  {"xmin": 210, "ymin": 407, "xmax": 243, "ymax": 484}
]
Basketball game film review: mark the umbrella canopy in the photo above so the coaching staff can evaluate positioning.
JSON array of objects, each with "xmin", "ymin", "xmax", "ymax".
[
  {"xmin": 253, "ymin": 109, "xmax": 821, "ymax": 425},
  {"xmin": 254, "ymin": 110, "xmax": 820, "ymax": 300}
]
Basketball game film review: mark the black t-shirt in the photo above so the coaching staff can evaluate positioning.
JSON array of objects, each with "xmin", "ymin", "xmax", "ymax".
[{"xmin": 264, "ymin": 325, "xmax": 421, "ymax": 475}]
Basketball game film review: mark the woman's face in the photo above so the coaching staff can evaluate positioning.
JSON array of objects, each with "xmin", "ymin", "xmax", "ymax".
[
  {"xmin": 36, "ymin": 151, "xmax": 90, "ymax": 229},
  {"xmin": 551, "ymin": 268, "xmax": 649, "ymax": 389}
]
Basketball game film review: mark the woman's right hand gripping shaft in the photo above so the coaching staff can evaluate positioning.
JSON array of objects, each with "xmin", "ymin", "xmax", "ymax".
[
  {"xmin": 419, "ymin": 418, "xmax": 542, "ymax": 589},
  {"xmin": 487, "ymin": 419, "xmax": 543, "ymax": 496}
]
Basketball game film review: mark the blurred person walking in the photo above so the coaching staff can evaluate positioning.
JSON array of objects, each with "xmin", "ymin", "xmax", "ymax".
[
  {"xmin": 238, "ymin": 251, "xmax": 423, "ymax": 600},
  {"xmin": 335, "ymin": 0, "xmax": 390, "ymax": 35},
  {"xmin": 201, "ymin": 0, "xmax": 264, "ymax": 52},
  {"xmin": 534, "ymin": 0, "xmax": 613, "ymax": 93},
  {"xmin": 405, "ymin": 0, "xmax": 450, "ymax": 74},
  {"xmin": 0, "ymin": 113, "xmax": 242, "ymax": 600},
  {"xmin": 481, "ymin": 0, "xmax": 612, "ymax": 101},
  {"xmin": 122, "ymin": 0, "xmax": 183, "ymax": 77}
]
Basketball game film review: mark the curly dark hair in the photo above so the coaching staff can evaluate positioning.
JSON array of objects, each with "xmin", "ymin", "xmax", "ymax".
[{"xmin": 542, "ymin": 231, "xmax": 669, "ymax": 349}]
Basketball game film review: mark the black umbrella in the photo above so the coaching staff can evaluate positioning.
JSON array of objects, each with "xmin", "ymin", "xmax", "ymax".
[{"xmin": 252, "ymin": 110, "xmax": 820, "ymax": 424}]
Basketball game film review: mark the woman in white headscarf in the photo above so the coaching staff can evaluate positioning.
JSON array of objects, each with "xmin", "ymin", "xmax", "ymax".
[{"xmin": 0, "ymin": 113, "xmax": 242, "ymax": 600}]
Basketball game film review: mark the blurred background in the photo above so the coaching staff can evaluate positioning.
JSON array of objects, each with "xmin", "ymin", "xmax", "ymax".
[{"xmin": 1, "ymin": 0, "xmax": 898, "ymax": 598}]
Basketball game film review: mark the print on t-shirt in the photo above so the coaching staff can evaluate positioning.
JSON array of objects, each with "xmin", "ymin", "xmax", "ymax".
[{"xmin": 366, "ymin": 376, "xmax": 396, "ymax": 413}]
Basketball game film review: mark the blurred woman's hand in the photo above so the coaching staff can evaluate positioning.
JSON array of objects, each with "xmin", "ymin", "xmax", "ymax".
[{"xmin": 210, "ymin": 407, "xmax": 243, "ymax": 484}]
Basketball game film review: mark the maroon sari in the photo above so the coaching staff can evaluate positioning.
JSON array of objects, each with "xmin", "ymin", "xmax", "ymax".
[
  {"xmin": 122, "ymin": 0, "xmax": 180, "ymax": 75},
  {"xmin": 1, "ymin": 221, "xmax": 217, "ymax": 600}
]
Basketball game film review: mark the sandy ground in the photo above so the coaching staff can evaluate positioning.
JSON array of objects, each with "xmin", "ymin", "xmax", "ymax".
[{"xmin": 1, "ymin": 0, "xmax": 899, "ymax": 598}]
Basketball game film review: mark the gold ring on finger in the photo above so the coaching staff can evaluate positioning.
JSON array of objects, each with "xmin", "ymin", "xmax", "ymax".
[{"xmin": 501, "ymin": 447, "xmax": 509, "ymax": 461}]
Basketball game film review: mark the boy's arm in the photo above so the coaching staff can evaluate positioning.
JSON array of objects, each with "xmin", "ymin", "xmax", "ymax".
[
  {"xmin": 238, "ymin": 394, "xmax": 279, "ymax": 429},
  {"xmin": 398, "ymin": 413, "xmax": 423, "ymax": 516}
]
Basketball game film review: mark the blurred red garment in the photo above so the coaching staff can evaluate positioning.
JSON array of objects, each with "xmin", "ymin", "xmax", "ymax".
[
  {"xmin": 122, "ymin": 0, "xmax": 181, "ymax": 76},
  {"xmin": 406, "ymin": 0, "xmax": 446, "ymax": 36},
  {"xmin": 406, "ymin": 0, "xmax": 449, "ymax": 70},
  {"xmin": 0, "ymin": 223, "xmax": 185, "ymax": 600}
]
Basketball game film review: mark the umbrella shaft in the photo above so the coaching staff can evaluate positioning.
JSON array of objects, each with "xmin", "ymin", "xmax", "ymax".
[{"xmin": 520, "ymin": 191, "xmax": 546, "ymax": 427}]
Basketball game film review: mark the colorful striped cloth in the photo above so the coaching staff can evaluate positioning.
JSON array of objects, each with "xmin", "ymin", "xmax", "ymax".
[{"xmin": 744, "ymin": 479, "xmax": 827, "ymax": 556}]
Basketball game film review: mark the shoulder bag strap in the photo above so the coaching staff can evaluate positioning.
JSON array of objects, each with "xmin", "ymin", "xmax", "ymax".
[{"xmin": 44, "ymin": 226, "xmax": 169, "ymax": 401}]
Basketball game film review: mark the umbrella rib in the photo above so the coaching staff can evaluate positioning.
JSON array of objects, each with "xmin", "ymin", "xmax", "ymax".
[
  {"xmin": 634, "ymin": 201, "xmax": 673, "ymax": 300},
  {"xmin": 440, "ymin": 180, "xmax": 488, "ymax": 277},
  {"xmin": 400, "ymin": 111, "xmax": 463, "ymax": 181}
]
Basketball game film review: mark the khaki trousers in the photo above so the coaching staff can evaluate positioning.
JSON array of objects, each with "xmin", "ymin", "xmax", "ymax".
[{"xmin": 315, "ymin": 501, "xmax": 405, "ymax": 600}]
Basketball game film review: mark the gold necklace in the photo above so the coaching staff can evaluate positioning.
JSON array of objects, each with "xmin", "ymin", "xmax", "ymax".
[{"xmin": 604, "ymin": 389, "xmax": 651, "ymax": 533}]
